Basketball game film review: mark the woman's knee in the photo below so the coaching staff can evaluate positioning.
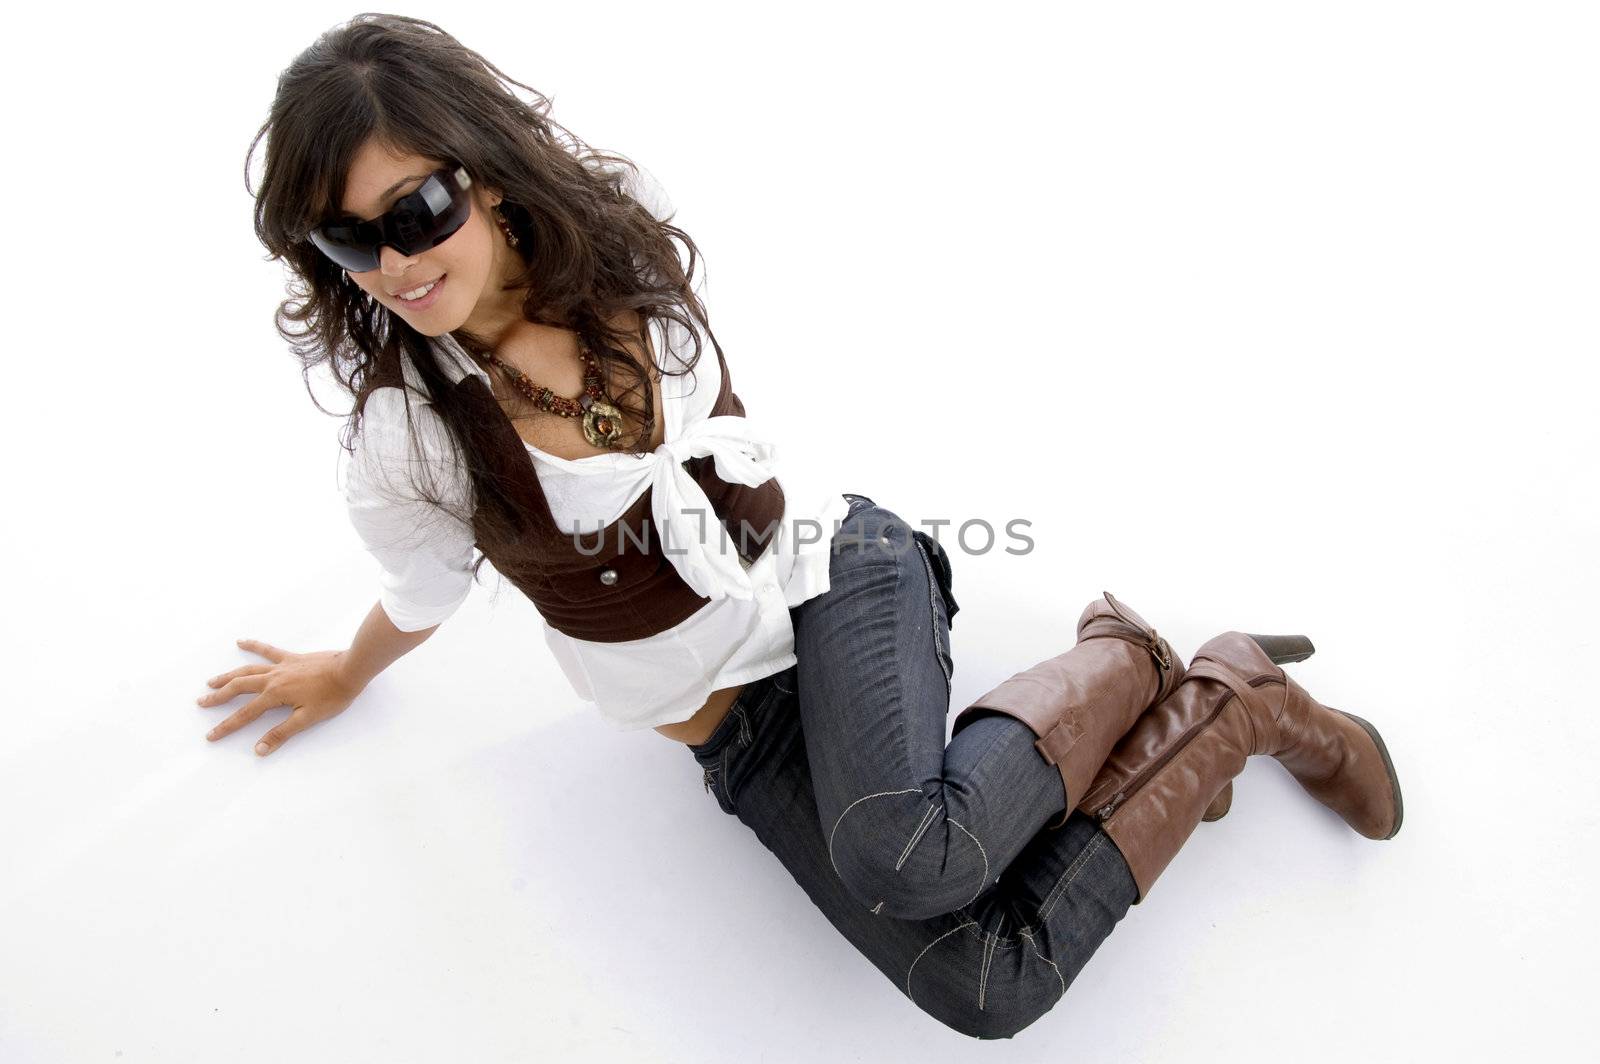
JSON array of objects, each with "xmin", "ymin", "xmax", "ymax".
[
  {"xmin": 827, "ymin": 791, "xmax": 994, "ymax": 920},
  {"xmin": 902, "ymin": 924, "xmax": 1058, "ymax": 1040}
]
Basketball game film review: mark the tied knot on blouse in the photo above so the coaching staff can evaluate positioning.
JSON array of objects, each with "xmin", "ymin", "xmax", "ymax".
[{"xmin": 644, "ymin": 414, "xmax": 779, "ymax": 602}]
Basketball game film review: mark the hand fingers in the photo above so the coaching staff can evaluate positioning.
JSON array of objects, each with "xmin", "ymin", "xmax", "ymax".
[
  {"xmin": 235, "ymin": 638, "xmax": 289, "ymax": 663},
  {"xmin": 205, "ymin": 692, "xmax": 284, "ymax": 743},
  {"xmin": 254, "ymin": 708, "xmax": 313, "ymax": 757},
  {"xmin": 203, "ymin": 663, "xmax": 270, "ymax": 689},
  {"xmin": 198, "ymin": 672, "xmax": 269, "ymax": 708}
]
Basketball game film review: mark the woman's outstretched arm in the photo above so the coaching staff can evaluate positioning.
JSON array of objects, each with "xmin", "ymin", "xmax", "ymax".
[
  {"xmin": 198, "ymin": 600, "xmax": 436, "ymax": 756},
  {"xmin": 198, "ymin": 385, "xmax": 478, "ymax": 755},
  {"xmin": 339, "ymin": 598, "xmax": 439, "ymax": 688}
]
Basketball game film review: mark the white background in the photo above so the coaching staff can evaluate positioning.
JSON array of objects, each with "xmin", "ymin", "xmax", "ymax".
[{"xmin": 2, "ymin": 1, "xmax": 1595, "ymax": 1060}]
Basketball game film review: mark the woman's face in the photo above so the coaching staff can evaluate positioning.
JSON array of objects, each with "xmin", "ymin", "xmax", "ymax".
[{"xmin": 335, "ymin": 139, "xmax": 522, "ymax": 339}]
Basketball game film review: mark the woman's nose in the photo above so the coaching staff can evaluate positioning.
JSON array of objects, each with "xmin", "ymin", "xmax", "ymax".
[{"xmin": 378, "ymin": 244, "xmax": 419, "ymax": 274}]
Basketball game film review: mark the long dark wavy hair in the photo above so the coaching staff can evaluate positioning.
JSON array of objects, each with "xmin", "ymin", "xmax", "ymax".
[{"xmin": 245, "ymin": 12, "xmax": 720, "ymax": 588}]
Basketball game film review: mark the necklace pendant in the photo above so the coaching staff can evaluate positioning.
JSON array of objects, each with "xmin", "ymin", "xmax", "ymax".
[{"xmin": 581, "ymin": 397, "xmax": 625, "ymax": 448}]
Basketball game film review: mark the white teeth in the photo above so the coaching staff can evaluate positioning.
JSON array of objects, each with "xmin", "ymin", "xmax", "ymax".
[{"xmin": 399, "ymin": 278, "xmax": 439, "ymax": 301}]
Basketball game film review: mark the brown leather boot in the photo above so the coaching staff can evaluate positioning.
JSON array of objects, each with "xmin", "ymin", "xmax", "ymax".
[
  {"xmin": 1076, "ymin": 632, "xmax": 1319, "ymax": 828},
  {"xmin": 949, "ymin": 591, "xmax": 1194, "ymax": 830},
  {"xmin": 1083, "ymin": 630, "xmax": 1404, "ymax": 903}
]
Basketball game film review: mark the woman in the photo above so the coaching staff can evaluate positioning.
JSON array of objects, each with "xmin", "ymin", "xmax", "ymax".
[{"xmin": 208, "ymin": 14, "xmax": 1403, "ymax": 1040}]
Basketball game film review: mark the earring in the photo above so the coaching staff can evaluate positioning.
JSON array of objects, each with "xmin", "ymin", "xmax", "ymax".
[{"xmin": 493, "ymin": 203, "xmax": 521, "ymax": 249}]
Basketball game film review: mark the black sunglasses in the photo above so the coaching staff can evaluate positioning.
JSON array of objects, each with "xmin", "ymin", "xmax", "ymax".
[{"xmin": 309, "ymin": 164, "xmax": 475, "ymax": 273}]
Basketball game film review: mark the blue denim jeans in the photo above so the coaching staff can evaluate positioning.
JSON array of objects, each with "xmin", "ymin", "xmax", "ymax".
[{"xmin": 688, "ymin": 492, "xmax": 1138, "ymax": 1040}]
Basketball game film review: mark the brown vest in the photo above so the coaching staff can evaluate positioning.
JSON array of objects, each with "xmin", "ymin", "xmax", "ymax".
[{"xmin": 443, "ymin": 340, "xmax": 787, "ymax": 643}]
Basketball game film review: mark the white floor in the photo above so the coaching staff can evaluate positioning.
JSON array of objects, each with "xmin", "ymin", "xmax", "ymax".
[{"xmin": 4, "ymin": 3, "xmax": 1595, "ymax": 1061}]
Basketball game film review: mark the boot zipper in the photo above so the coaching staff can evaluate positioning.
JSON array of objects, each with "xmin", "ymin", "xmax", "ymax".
[
  {"xmin": 1094, "ymin": 793, "xmax": 1126, "ymax": 820},
  {"xmin": 1095, "ymin": 690, "xmax": 1232, "ymax": 823}
]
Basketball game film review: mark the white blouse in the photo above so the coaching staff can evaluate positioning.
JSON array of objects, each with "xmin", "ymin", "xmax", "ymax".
[{"xmin": 337, "ymin": 167, "xmax": 849, "ymax": 730}]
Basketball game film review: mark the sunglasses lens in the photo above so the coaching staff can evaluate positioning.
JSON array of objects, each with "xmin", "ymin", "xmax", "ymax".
[
  {"xmin": 397, "ymin": 173, "xmax": 472, "ymax": 252},
  {"xmin": 309, "ymin": 223, "xmax": 380, "ymax": 272},
  {"xmin": 310, "ymin": 166, "xmax": 473, "ymax": 272}
]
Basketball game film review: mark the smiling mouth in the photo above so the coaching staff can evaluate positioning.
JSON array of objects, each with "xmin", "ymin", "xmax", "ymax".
[
  {"xmin": 395, "ymin": 275, "xmax": 451, "ymax": 305},
  {"xmin": 394, "ymin": 276, "xmax": 443, "ymax": 300}
]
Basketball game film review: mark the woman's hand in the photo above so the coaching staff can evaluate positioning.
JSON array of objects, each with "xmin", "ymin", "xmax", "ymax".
[{"xmin": 198, "ymin": 639, "xmax": 367, "ymax": 756}]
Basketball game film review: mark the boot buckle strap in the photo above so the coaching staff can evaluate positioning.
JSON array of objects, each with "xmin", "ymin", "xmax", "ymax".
[
  {"xmin": 1185, "ymin": 659, "xmax": 1266, "ymax": 714},
  {"xmin": 1101, "ymin": 591, "xmax": 1171, "ymax": 671},
  {"xmin": 1147, "ymin": 638, "xmax": 1173, "ymax": 672},
  {"xmin": 1032, "ymin": 716, "xmax": 1081, "ymax": 768},
  {"xmin": 1101, "ymin": 591, "xmax": 1157, "ymax": 641}
]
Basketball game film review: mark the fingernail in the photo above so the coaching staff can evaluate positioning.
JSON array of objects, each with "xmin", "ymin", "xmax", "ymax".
[
  {"xmin": 255, "ymin": 742, "xmax": 269, "ymax": 755},
  {"xmin": 196, "ymin": 695, "xmax": 207, "ymax": 705}
]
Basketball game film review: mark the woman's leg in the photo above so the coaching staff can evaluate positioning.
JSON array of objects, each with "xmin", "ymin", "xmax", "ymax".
[
  {"xmin": 686, "ymin": 493, "xmax": 1141, "ymax": 1039},
  {"xmin": 793, "ymin": 493, "xmax": 1128, "ymax": 921},
  {"xmin": 688, "ymin": 666, "xmax": 1136, "ymax": 1041}
]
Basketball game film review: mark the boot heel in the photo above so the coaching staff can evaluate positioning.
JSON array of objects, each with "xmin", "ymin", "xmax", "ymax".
[{"xmin": 1244, "ymin": 633, "xmax": 1316, "ymax": 665}]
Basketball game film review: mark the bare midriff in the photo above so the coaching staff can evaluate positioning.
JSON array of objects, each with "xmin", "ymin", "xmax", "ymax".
[{"xmin": 654, "ymin": 683, "xmax": 747, "ymax": 746}]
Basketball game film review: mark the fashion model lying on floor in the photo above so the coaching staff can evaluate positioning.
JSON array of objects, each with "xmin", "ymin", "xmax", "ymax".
[{"xmin": 210, "ymin": 12, "xmax": 1403, "ymax": 1042}]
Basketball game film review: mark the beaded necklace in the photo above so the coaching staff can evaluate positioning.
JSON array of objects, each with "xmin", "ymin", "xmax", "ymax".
[{"xmin": 474, "ymin": 338, "xmax": 627, "ymax": 450}]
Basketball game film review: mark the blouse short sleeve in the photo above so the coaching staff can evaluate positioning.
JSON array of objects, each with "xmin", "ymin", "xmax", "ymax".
[{"xmin": 340, "ymin": 386, "xmax": 478, "ymax": 632}]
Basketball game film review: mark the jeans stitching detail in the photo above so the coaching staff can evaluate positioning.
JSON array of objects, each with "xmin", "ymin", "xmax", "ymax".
[
  {"xmin": 1016, "ymin": 928, "xmax": 1067, "ymax": 1000},
  {"xmin": 912, "ymin": 534, "xmax": 953, "ymax": 697},
  {"xmin": 716, "ymin": 745, "xmax": 731, "ymax": 811},
  {"xmin": 843, "ymin": 493, "xmax": 875, "ymax": 520},
  {"xmin": 701, "ymin": 705, "xmax": 756, "ymax": 814},
  {"xmin": 836, "ymin": 793, "xmax": 990, "ymax": 914},
  {"xmin": 945, "ymin": 817, "xmax": 992, "ymax": 911},
  {"xmin": 895, "ymin": 803, "xmax": 939, "ymax": 871},
  {"xmin": 1038, "ymin": 832, "xmax": 1106, "ymax": 923},
  {"xmin": 829, "ymin": 789, "xmax": 922, "ymax": 883},
  {"xmin": 906, "ymin": 918, "xmax": 979, "ymax": 1009},
  {"xmin": 977, "ymin": 928, "xmax": 998, "ymax": 1011}
]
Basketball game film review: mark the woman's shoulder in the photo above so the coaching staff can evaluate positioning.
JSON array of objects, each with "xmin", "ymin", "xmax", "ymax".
[
  {"xmin": 345, "ymin": 383, "xmax": 466, "ymax": 499},
  {"xmin": 357, "ymin": 380, "xmax": 439, "ymax": 437}
]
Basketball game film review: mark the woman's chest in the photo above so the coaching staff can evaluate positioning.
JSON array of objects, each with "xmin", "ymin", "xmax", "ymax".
[{"xmin": 495, "ymin": 327, "xmax": 668, "ymax": 460}]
